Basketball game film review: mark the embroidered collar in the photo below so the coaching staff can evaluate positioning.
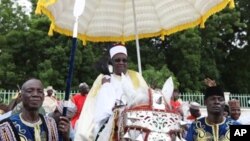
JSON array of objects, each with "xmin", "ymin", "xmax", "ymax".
[{"xmin": 19, "ymin": 113, "xmax": 42, "ymax": 127}]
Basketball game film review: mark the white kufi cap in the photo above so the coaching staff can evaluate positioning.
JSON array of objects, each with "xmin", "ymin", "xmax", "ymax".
[
  {"xmin": 79, "ymin": 82, "xmax": 89, "ymax": 89},
  {"xmin": 110, "ymin": 45, "xmax": 127, "ymax": 58},
  {"xmin": 190, "ymin": 102, "xmax": 200, "ymax": 110}
]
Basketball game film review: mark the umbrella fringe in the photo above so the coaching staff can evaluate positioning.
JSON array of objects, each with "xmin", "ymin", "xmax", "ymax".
[
  {"xmin": 200, "ymin": 19, "xmax": 205, "ymax": 29},
  {"xmin": 160, "ymin": 34, "xmax": 165, "ymax": 41},
  {"xmin": 36, "ymin": 0, "xmax": 57, "ymax": 14},
  {"xmin": 229, "ymin": 0, "xmax": 235, "ymax": 9},
  {"xmin": 199, "ymin": 0, "xmax": 235, "ymax": 28},
  {"xmin": 35, "ymin": 3, "xmax": 42, "ymax": 14},
  {"xmin": 83, "ymin": 40, "xmax": 87, "ymax": 46},
  {"xmin": 48, "ymin": 24, "xmax": 54, "ymax": 36}
]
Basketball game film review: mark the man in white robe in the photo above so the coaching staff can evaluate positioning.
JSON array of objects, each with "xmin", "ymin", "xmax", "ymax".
[{"xmin": 74, "ymin": 45, "xmax": 148, "ymax": 141}]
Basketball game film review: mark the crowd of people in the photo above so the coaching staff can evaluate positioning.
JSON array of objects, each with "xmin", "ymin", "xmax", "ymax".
[{"xmin": 0, "ymin": 44, "xmax": 248, "ymax": 141}]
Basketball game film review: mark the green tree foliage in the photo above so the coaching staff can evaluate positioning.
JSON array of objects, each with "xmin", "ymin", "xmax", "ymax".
[
  {"xmin": 0, "ymin": 0, "xmax": 249, "ymax": 94},
  {"xmin": 0, "ymin": 0, "xmax": 29, "ymax": 34},
  {"xmin": 0, "ymin": 0, "xmax": 29, "ymax": 88},
  {"xmin": 220, "ymin": 0, "xmax": 250, "ymax": 93},
  {"xmin": 199, "ymin": 4, "xmax": 248, "ymax": 92},
  {"xmin": 165, "ymin": 29, "xmax": 202, "ymax": 92},
  {"xmin": 143, "ymin": 65, "xmax": 179, "ymax": 89}
]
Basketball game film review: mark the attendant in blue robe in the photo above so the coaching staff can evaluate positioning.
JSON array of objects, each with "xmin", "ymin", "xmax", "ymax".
[
  {"xmin": 0, "ymin": 78, "xmax": 70, "ymax": 141},
  {"xmin": 186, "ymin": 86, "xmax": 241, "ymax": 141}
]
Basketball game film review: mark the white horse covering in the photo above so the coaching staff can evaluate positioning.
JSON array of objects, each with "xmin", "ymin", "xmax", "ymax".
[{"xmin": 97, "ymin": 88, "xmax": 185, "ymax": 141}]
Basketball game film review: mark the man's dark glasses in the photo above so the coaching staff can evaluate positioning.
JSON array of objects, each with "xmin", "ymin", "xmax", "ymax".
[{"xmin": 114, "ymin": 58, "xmax": 128, "ymax": 63}]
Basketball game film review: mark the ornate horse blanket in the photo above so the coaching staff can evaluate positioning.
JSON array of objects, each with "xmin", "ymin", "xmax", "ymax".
[{"xmin": 97, "ymin": 88, "xmax": 184, "ymax": 141}]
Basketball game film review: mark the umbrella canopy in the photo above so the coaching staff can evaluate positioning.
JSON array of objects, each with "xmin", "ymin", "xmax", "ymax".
[{"xmin": 36, "ymin": 0, "xmax": 235, "ymax": 45}]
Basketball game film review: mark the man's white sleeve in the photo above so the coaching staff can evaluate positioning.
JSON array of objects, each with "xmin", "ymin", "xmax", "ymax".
[{"xmin": 93, "ymin": 82, "xmax": 116, "ymax": 137}]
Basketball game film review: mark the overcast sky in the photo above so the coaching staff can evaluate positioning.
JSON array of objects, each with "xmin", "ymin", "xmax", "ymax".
[{"xmin": 14, "ymin": 0, "xmax": 32, "ymax": 15}]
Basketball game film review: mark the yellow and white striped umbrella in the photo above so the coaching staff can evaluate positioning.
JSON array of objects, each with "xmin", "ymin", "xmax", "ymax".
[{"xmin": 36, "ymin": 0, "xmax": 235, "ymax": 45}]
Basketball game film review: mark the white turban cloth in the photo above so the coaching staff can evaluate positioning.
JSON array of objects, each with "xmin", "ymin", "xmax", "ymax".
[{"xmin": 109, "ymin": 45, "xmax": 127, "ymax": 58}]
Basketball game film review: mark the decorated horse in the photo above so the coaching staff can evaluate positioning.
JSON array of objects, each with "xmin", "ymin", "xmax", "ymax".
[{"xmin": 96, "ymin": 76, "xmax": 186, "ymax": 141}]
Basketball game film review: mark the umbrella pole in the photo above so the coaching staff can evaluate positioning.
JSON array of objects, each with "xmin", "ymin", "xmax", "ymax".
[
  {"xmin": 60, "ymin": 37, "xmax": 77, "ymax": 141},
  {"xmin": 62, "ymin": 37, "xmax": 77, "ymax": 116},
  {"xmin": 132, "ymin": 0, "xmax": 142, "ymax": 74},
  {"xmin": 62, "ymin": 0, "xmax": 85, "ymax": 117},
  {"xmin": 62, "ymin": 18, "xmax": 80, "ymax": 116}
]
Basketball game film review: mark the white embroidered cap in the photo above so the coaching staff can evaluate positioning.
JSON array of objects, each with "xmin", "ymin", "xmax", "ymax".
[
  {"xmin": 79, "ymin": 82, "xmax": 89, "ymax": 89},
  {"xmin": 109, "ymin": 45, "xmax": 127, "ymax": 59},
  {"xmin": 46, "ymin": 86, "xmax": 54, "ymax": 91},
  {"xmin": 190, "ymin": 102, "xmax": 200, "ymax": 110}
]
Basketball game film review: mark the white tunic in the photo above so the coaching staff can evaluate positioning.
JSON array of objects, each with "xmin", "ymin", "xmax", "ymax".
[
  {"xmin": 74, "ymin": 70, "xmax": 148, "ymax": 141},
  {"xmin": 94, "ymin": 74, "xmax": 132, "ymax": 137}
]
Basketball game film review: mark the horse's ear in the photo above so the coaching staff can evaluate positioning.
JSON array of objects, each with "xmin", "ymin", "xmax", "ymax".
[{"xmin": 161, "ymin": 76, "xmax": 174, "ymax": 106}]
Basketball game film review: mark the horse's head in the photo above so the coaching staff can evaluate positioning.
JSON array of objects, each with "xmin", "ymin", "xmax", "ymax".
[{"xmin": 116, "ymin": 88, "xmax": 183, "ymax": 141}]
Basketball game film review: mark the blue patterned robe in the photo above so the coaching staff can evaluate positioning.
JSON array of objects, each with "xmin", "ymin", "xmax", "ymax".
[
  {"xmin": 0, "ymin": 114, "xmax": 59, "ymax": 141},
  {"xmin": 186, "ymin": 117, "xmax": 241, "ymax": 141}
]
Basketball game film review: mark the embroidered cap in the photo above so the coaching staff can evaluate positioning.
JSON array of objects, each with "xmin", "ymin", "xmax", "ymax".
[
  {"xmin": 109, "ymin": 45, "xmax": 127, "ymax": 59},
  {"xmin": 190, "ymin": 102, "xmax": 200, "ymax": 110},
  {"xmin": 204, "ymin": 86, "xmax": 224, "ymax": 100},
  {"xmin": 228, "ymin": 99, "xmax": 240, "ymax": 108},
  {"xmin": 46, "ymin": 86, "xmax": 54, "ymax": 91}
]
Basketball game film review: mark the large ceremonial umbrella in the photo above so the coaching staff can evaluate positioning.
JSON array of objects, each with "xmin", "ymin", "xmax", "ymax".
[
  {"xmin": 36, "ymin": 0, "xmax": 235, "ymax": 74},
  {"xmin": 35, "ymin": 0, "xmax": 234, "ymax": 118}
]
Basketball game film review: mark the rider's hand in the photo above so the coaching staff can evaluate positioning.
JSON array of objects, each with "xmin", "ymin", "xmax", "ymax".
[{"xmin": 102, "ymin": 75, "xmax": 110, "ymax": 84}]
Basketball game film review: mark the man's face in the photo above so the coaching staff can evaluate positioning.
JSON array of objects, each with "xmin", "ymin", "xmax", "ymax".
[
  {"xmin": 230, "ymin": 107, "xmax": 241, "ymax": 120},
  {"xmin": 21, "ymin": 79, "xmax": 44, "ymax": 111},
  {"xmin": 190, "ymin": 108, "xmax": 201, "ymax": 118},
  {"xmin": 205, "ymin": 95, "xmax": 225, "ymax": 115},
  {"xmin": 172, "ymin": 91, "xmax": 179, "ymax": 101},
  {"xmin": 112, "ymin": 53, "xmax": 128, "ymax": 75},
  {"xmin": 80, "ymin": 86, "xmax": 89, "ymax": 95},
  {"xmin": 47, "ymin": 89, "xmax": 53, "ymax": 96}
]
